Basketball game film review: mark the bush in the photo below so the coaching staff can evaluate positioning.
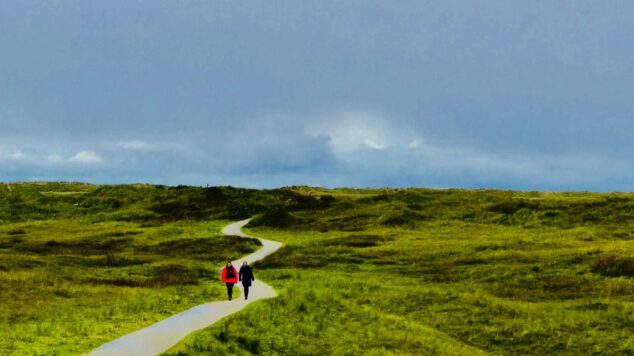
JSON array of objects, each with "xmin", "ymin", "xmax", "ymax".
[
  {"xmin": 204, "ymin": 187, "xmax": 226, "ymax": 201},
  {"xmin": 224, "ymin": 201, "xmax": 251, "ymax": 219},
  {"xmin": 250, "ymin": 207, "xmax": 296, "ymax": 227}
]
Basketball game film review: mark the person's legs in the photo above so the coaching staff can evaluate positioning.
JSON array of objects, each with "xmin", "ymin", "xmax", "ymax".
[
  {"xmin": 226, "ymin": 283, "xmax": 234, "ymax": 300},
  {"xmin": 243, "ymin": 284, "xmax": 249, "ymax": 300}
]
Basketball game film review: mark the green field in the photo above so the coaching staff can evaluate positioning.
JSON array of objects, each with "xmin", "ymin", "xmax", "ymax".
[
  {"xmin": 0, "ymin": 183, "xmax": 265, "ymax": 354},
  {"xmin": 2, "ymin": 183, "xmax": 634, "ymax": 354}
]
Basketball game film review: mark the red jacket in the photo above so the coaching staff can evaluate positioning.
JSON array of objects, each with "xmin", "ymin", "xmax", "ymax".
[{"xmin": 221, "ymin": 266, "xmax": 238, "ymax": 283}]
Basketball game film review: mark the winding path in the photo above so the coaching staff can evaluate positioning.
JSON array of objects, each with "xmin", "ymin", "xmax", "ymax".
[{"xmin": 90, "ymin": 219, "xmax": 282, "ymax": 356}]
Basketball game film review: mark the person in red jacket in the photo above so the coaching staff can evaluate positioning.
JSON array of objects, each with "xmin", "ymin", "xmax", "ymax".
[{"xmin": 221, "ymin": 261, "xmax": 238, "ymax": 300}]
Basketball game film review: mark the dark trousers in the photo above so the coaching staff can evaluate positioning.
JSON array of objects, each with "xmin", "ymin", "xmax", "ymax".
[
  {"xmin": 242, "ymin": 284, "xmax": 250, "ymax": 300},
  {"xmin": 226, "ymin": 283, "xmax": 234, "ymax": 300}
]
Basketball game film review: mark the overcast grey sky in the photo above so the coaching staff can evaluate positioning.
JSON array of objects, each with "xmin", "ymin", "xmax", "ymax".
[{"xmin": 1, "ymin": 1, "xmax": 633, "ymax": 190}]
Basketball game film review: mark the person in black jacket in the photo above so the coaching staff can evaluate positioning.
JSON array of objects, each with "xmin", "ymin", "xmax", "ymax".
[{"xmin": 239, "ymin": 261, "xmax": 255, "ymax": 300}]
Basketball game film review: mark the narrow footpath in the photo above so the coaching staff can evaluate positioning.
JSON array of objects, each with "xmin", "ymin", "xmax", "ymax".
[{"xmin": 90, "ymin": 219, "xmax": 282, "ymax": 356}]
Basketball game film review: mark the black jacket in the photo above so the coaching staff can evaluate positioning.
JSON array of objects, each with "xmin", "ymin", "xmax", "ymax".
[{"xmin": 239, "ymin": 265, "xmax": 255, "ymax": 286}]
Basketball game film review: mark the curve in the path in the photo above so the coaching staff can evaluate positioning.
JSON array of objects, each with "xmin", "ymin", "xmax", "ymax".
[{"xmin": 90, "ymin": 219, "xmax": 282, "ymax": 356}]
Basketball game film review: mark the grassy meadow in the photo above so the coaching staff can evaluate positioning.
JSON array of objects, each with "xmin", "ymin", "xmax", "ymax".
[
  {"xmin": 2, "ymin": 183, "xmax": 634, "ymax": 354},
  {"xmin": 0, "ymin": 183, "xmax": 266, "ymax": 354},
  {"xmin": 167, "ymin": 188, "xmax": 634, "ymax": 355}
]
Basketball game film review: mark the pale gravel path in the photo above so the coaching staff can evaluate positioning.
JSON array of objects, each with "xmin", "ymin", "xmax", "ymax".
[{"xmin": 89, "ymin": 219, "xmax": 282, "ymax": 356}]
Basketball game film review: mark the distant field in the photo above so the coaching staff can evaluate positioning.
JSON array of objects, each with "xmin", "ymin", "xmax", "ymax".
[{"xmin": 1, "ymin": 183, "xmax": 634, "ymax": 354}]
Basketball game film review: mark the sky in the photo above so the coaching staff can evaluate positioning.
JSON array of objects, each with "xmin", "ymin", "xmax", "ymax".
[{"xmin": 1, "ymin": 1, "xmax": 634, "ymax": 191}]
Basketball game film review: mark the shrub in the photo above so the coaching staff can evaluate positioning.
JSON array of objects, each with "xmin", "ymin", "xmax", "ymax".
[
  {"xmin": 204, "ymin": 187, "xmax": 226, "ymax": 201},
  {"xmin": 224, "ymin": 201, "xmax": 251, "ymax": 219},
  {"xmin": 250, "ymin": 207, "xmax": 296, "ymax": 227}
]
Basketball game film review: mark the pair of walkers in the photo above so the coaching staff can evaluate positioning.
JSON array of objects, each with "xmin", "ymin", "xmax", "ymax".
[{"xmin": 220, "ymin": 261, "xmax": 254, "ymax": 301}]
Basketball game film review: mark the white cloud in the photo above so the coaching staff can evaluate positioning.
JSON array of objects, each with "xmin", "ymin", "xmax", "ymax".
[
  {"xmin": 113, "ymin": 140, "xmax": 185, "ymax": 153},
  {"xmin": 8, "ymin": 151, "xmax": 26, "ymax": 160},
  {"xmin": 116, "ymin": 140, "xmax": 149, "ymax": 150},
  {"xmin": 0, "ymin": 150, "xmax": 35, "ymax": 164},
  {"xmin": 301, "ymin": 110, "xmax": 634, "ymax": 190},
  {"xmin": 307, "ymin": 111, "xmax": 404, "ymax": 153},
  {"xmin": 69, "ymin": 151, "xmax": 103, "ymax": 164},
  {"xmin": 363, "ymin": 139, "xmax": 388, "ymax": 150},
  {"xmin": 408, "ymin": 138, "xmax": 425, "ymax": 149},
  {"xmin": 1, "ymin": 109, "xmax": 632, "ymax": 191}
]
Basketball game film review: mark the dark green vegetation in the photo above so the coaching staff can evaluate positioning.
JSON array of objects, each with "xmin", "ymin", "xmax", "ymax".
[
  {"xmin": 2, "ymin": 183, "xmax": 634, "ymax": 354},
  {"xmin": 167, "ymin": 188, "xmax": 634, "ymax": 355}
]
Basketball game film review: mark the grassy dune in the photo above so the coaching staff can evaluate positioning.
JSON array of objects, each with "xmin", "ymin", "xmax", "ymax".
[
  {"xmin": 2, "ymin": 183, "xmax": 634, "ymax": 354},
  {"xmin": 0, "ymin": 183, "xmax": 265, "ymax": 354},
  {"xmin": 0, "ymin": 218, "xmax": 263, "ymax": 354},
  {"xmin": 167, "ymin": 188, "xmax": 634, "ymax": 355}
]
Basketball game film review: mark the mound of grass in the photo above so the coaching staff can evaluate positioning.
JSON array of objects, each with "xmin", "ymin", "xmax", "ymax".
[
  {"xmin": 250, "ymin": 207, "xmax": 296, "ymax": 227},
  {"xmin": 379, "ymin": 208, "xmax": 427, "ymax": 227}
]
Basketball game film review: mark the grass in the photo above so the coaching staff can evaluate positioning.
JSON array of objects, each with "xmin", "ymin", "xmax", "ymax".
[
  {"xmin": 0, "ymin": 216, "xmax": 260, "ymax": 354},
  {"xmin": 2, "ymin": 183, "xmax": 634, "ymax": 354},
  {"xmin": 166, "ymin": 188, "xmax": 634, "ymax": 355}
]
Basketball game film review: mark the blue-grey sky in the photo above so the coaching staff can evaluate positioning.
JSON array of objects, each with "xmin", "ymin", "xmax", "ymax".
[{"xmin": 1, "ymin": 1, "xmax": 633, "ymax": 190}]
